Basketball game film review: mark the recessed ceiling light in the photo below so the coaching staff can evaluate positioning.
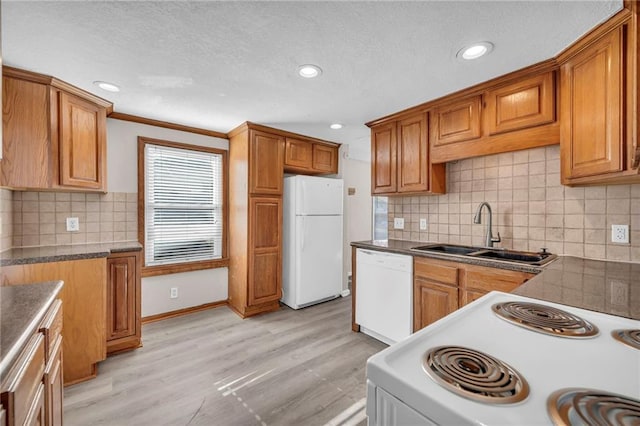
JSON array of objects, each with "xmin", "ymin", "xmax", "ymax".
[
  {"xmin": 297, "ymin": 64, "xmax": 322, "ymax": 78},
  {"xmin": 457, "ymin": 42, "xmax": 494, "ymax": 60},
  {"xmin": 93, "ymin": 81, "xmax": 120, "ymax": 92},
  {"xmin": 330, "ymin": 123, "xmax": 343, "ymax": 130}
]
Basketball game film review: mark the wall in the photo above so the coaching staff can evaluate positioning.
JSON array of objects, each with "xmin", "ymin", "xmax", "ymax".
[
  {"xmin": 387, "ymin": 145, "xmax": 640, "ymax": 263},
  {"xmin": 107, "ymin": 118, "xmax": 229, "ymax": 317},
  {"xmin": 342, "ymin": 157, "xmax": 372, "ymax": 287}
]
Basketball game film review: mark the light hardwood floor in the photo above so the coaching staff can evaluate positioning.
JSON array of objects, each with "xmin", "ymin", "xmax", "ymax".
[{"xmin": 64, "ymin": 296, "xmax": 387, "ymax": 426}]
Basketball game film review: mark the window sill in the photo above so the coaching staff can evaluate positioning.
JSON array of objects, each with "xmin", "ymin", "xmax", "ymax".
[{"xmin": 142, "ymin": 258, "xmax": 230, "ymax": 277}]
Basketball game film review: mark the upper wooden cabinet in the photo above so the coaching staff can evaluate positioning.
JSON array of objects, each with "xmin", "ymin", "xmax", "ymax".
[
  {"xmin": 559, "ymin": 11, "xmax": 640, "ymax": 185},
  {"xmin": 431, "ymin": 96, "xmax": 482, "ymax": 147},
  {"xmin": 1, "ymin": 66, "xmax": 112, "ymax": 192},
  {"xmin": 283, "ymin": 137, "xmax": 339, "ymax": 175},
  {"xmin": 250, "ymin": 130, "xmax": 284, "ymax": 195},
  {"xmin": 485, "ymin": 72, "xmax": 555, "ymax": 135},
  {"xmin": 371, "ymin": 113, "xmax": 445, "ymax": 196}
]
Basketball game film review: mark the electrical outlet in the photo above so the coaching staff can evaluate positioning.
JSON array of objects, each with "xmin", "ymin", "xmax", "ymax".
[
  {"xmin": 66, "ymin": 217, "xmax": 79, "ymax": 232},
  {"xmin": 393, "ymin": 218, "xmax": 404, "ymax": 229},
  {"xmin": 170, "ymin": 287, "xmax": 178, "ymax": 299},
  {"xmin": 611, "ymin": 224, "xmax": 629, "ymax": 243},
  {"xmin": 420, "ymin": 218, "xmax": 428, "ymax": 230}
]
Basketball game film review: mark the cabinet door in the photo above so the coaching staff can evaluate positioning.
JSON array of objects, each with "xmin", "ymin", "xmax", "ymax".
[
  {"xmin": 58, "ymin": 91, "xmax": 107, "ymax": 190},
  {"xmin": 431, "ymin": 96, "xmax": 482, "ymax": 146},
  {"xmin": 486, "ymin": 72, "xmax": 555, "ymax": 135},
  {"xmin": 1, "ymin": 77, "xmax": 53, "ymax": 189},
  {"xmin": 106, "ymin": 252, "xmax": 140, "ymax": 353},
  {"xmin": 459, "ymin": 289, "xmax": 487, "ymax": 307},
  {"xmin": 312, "ymin": 144, "xmax": 338, "ymax": 174},
  {"xmin": 44, "ymin": 336, "xmax": 63, "ymax": 426},
  {"xmin": 249, "ymin": 130, "xmax": 284, "ymax": 195},
  {"xmin": 397, "ymin": 114, "xmax": 428, "ymax": 193},
  {"xmin": 371, "ymin": 122, "xmax": 397, "ymax": 194},
  {"xmin": 284, "ymin": 138, "xmax": 312, "ymax": 170},
  {"xmin": 561, "ymin": 27, "xmax": 623, "ymax": 180},
  {"xmin": 248, "ymin": 197, "xmax": 282, "ymax": 306},
  {"xmin": 413, "ymin": 278, "xmax": 458, "ymax": 332}
]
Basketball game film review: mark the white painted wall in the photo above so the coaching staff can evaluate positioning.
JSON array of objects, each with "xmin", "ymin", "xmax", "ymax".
[
  {"xmin": 107, "ymin": 118, "xmax": 229, "ymax": 316},
  {"xmin": 340, "ymin": 155, "xmax": 372, "ymax": 288}
]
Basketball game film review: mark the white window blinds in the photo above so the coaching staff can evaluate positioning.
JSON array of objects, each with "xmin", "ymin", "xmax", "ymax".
[{"xmin": 144, "ymin": 143, "xmax": 223, "ymax": 266}]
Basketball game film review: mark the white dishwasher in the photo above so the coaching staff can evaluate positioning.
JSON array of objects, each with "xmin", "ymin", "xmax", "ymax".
[{"xmin": 355, "ymin": 249, "xmax": 413, "ymax": 345}]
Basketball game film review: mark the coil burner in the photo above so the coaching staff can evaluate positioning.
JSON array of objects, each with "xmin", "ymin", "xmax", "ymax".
[
  {"xmin": 422, "ymin": 346, "xmax": 529, "ymax": 404},
  {"xmin": 492, "ymin": 301, "xmax": 599, "ymax": 338},
  {"xmin": 548, "ymin": 388, "xmax": 640, "ymax": 426},
  {"xmin": 612, "ymin": 329, "xmax": 640, "ymax": 350}
]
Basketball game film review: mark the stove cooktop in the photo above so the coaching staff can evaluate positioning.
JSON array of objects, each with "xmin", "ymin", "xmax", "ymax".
[{"xmin": 366, "ymin": 291, "xmax": 640, "ymax": 425}]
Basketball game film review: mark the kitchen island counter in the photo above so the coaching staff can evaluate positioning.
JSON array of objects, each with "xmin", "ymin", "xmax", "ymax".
[{"xmin": 0, "ymin": 280, "xmax": 63, "ymax": 382}]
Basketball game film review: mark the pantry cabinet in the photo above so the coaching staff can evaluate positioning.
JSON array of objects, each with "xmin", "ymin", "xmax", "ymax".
[
  {"xmin": 559, "ymin": 11, "xmax": 640, "ymax": 185},
  {"xmin": 413, "ymin": 256, "xmax": 535, "ymax": 332},
  {"xmin": 1, "ymin": 66, "xmax": 111, "ymax": 192},
  {"xmin": 370, "ymin": 113, "xmax": 445, "ymax": 195},
  {"xmin": 106, "ymin": 251, "xmax": 141, "ymax": 354},
  {"xmin": 283, "ymin": 137, "xmax": 339, "ymax": 175}
]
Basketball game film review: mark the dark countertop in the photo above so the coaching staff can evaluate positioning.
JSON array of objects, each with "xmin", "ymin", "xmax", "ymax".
[
  {"xmin": 0, "ymin": 280, "xmax": 64, "ymax": 382},
  {"xmin": 0, "ymin": 241, "xmax": 143, "ymax": 266},
  {"xmin": 351, "ymin": 240, "xmax": 640, "ymax": 321}
]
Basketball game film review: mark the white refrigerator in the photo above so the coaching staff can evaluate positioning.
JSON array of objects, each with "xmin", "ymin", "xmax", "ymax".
[{"xmin": 282, "ymin": 175, "xmax": 344, "ymax": 309}]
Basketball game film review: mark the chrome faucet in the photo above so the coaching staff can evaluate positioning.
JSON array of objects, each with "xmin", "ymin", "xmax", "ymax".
[{"xmin": 473, "ymin": 202, "xmax": 501, "ymax": 248}]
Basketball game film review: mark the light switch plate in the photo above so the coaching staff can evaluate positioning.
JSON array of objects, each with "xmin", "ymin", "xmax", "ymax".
[
  {"xmin": 611, "ymin": 224, "xmax": 629, "ymax": 243},
  {"xmin": 393, "ymin": 218, "xmax": 404, "ymax": 229},
  {"xmin": 420, "ymin": 218, "xmax": 428, "ymax": 230},
  {"xmin": 66, "ymin": 217, "xmax": 79, "ymax": 232}
]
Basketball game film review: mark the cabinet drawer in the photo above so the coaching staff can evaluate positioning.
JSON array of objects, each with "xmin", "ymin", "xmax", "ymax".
[
  {"xmin": 414, "ymin": 258, "xmax": 458, "ymax": 285},
  {"xmin": 0, "ymin": 334, "xmax": 45, "ymax": 426},
  {"xmin": 464, "ymin": 267, "xmax": 533, "ymax": 293},
  {"xmin": 38, "ymin": 299, "xmax": 62, "ymax": 363}
]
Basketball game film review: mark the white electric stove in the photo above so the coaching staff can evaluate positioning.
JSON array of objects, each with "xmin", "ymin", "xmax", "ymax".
[{"xmin": 366, "ymin": 291, "xmax": 640, "ymax": 425}]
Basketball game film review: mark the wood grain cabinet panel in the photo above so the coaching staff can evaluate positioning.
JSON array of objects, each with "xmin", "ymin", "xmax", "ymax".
[
  {"xmin": 0, "ymin": 335, "xmax": 45, "ymax": 426},
  {"xmin": 370, "ymin": 115, "xmax": 445, "ymax": 196},
  {"xmin": 414, "ymin": 278, "xmax": 458, "ymax": 332},
  {"xmin": 250, "ymin": 130, "xmax": 284, "ymax": 195},
  {"xmin": 1, "ymin": 67, "xmax": 111, "ymax": 192},
  {"xmin": 43, "ymin": 337, "xmax": 63, "ymax": 426},
  {"xmin": 1, "ymin": 258, "xmax": 107, "ymax": 386},
  {"xmin": 561, "ymin": 27, "xmax": 623, "ymax": 181},
  {"xmin": 371, "ymin": 122, "xmax": 397, "ymax": 194},
  {"xmin": 284, "ymin": 138, "xmax": 312, "ymax": 170},
  {"xmin": 397, "ymin": 114, "xmax": 428, "ymax": 193},
  {"xmin": 248, "ymin": 197, "xmax": 282, "ymax": 306},
  {"xmin": 312, "ymin": 143, "xmax": 338, "ymax": 174},
  {"xmin": 106, "ymin": 251, "xmax": 141, "ymax": 354},
  {"xmin": 431, "ymin": 96, "xmax": 482, "ymax": 146},
  {"xmin": 59, "ymin": 92, "xmax": 106, "ymax": 190},
  {"xmin": 486, "ymin": 72, "xmax": 555, "ymax": 135}
]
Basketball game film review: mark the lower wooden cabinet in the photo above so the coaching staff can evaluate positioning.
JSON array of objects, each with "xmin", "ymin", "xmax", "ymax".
[
  {"xmin": 413, "ymin": 257, "xmax": 535, "ymax": 332},
  {"xmin": 43, "ymin": 337, "xmax": 63, "ymax": 426},
  {"xmin": 1, "ymin": 298, "xmax": 63, "ymax": 426},
  {"xmin": 414, "ymin": 278, "xmax": 458, "ymax": 331},
  {"xmin": 106, "ymin": 251, "xmax": 142, "ymax": 354}
]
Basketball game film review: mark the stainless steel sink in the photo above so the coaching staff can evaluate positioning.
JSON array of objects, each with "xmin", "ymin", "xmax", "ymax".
[
  {"xmin": 410, "ymin": 244, "xmax": 556, "ymax": 266},
  {"xmin": 411, "ymin": 244, "xmax": 478, "ymax": 256}
]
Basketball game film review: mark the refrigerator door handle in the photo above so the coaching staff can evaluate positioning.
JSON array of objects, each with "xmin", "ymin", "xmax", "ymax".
[{"xmin": 301, "ymin": 216, "xmax": 305, "ymax": 251}]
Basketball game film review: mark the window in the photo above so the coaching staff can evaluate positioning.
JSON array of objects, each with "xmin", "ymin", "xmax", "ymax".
[
  {"xmin": 138, "ymin": 137, "xmax": 227, "ymax": 275},
  {"xmin": 372, "ymin": 196, "xmax": 388, "ymax": 240}
]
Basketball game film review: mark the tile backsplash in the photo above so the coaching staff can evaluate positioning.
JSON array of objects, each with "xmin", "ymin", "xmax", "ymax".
[
  {"xmin": 387, "ymin": 146, "xmax": 640, "ymax": 263},
  {"xmin": 11, "ymin": 191, "xmax": 137, "ymax": 247},
  {"xmin": 1, "ymin": 189, "xmax": 13, "ymax": 251}
]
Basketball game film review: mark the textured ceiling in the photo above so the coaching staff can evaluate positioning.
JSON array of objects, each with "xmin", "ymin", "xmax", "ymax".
[{"xmin": 2, "ymin": 1, "xmax": 623, "ymax": 161}]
